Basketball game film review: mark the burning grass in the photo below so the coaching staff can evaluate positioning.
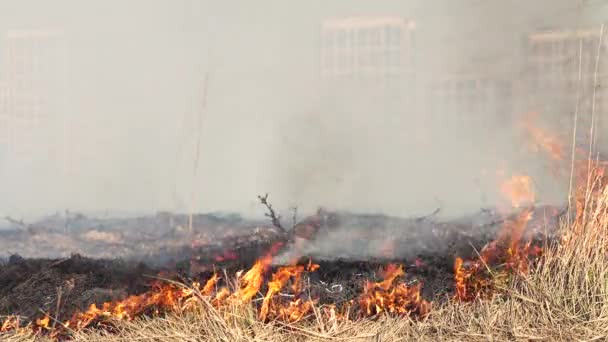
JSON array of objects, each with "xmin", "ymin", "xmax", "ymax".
[
  {"xmin": 3, "ymin": 120, "xmax": 608, "ymax": 340},
  {"xmin": 6, "ymin": 164, "xmax": 603, "ymax": 341},
  {"xmin": 4, "ymin": 166, "xmax": 607, "ymax": 340},
  {"xmin": 6, "ymin": 206, "xmax": 608, "ymax": 341},
  {"xmin": 0, "ymin": 209, "xmax": 606, "ymax": 340}
]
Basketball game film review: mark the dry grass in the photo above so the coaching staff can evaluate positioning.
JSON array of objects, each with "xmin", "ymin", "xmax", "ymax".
[{"xmin": 5, "ymin": 169, "xmax": 608, "ymax": 341}]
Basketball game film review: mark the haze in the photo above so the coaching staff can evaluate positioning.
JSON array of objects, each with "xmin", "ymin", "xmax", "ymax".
[{"xmin": 0, "ymin": 1, "xmax": 606, "ymax": 220}]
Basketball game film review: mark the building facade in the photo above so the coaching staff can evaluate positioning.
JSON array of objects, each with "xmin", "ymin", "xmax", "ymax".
[
  {"xmin": 0, "ymin": 81, "xmax": 8, "ymax": 160},
  {"xmin": 0, "ymin": 29, "xmax": 68, "ymax": 164},
  {"xmin": 319, "ymin": 16, "xmax": 418, "ymax": 134},
  {"xmin": 426, "ymin": 74, "xmax": 514, "ymax": 135},
  {"xmin": 523, "ymin": 26, "xmax": 608, "ymax": 148},
  {"xmin": 321, "ymin": 17, "xmax": 416, "ymax": 83}
]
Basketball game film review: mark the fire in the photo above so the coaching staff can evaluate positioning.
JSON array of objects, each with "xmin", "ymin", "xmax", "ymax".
[
  {"xmin": 358, "ymin": 264, "xmax": 430, "ymax": 317},
  {"xmin": 260, "ymin": 261, "xmax": 320, "ymax": 322},
  {"xmin": 1, "ymin": 246, "xmax": 435, "ymax": 339},
  {"xmin": 573, "ymin": 159, "xmax": 608, "ymax": 224},
  {"xmin": 65, "ymin": 281, "xmax": 187, "ymax": 330},
  {"xmin": 521, "ymin": 111, "xmax": 607, "ymax": 229},
  {"xmin": 4, "ymin": 105, "xmax": 608, "ymax": 340},
  {"xmin": 1, "ymin": 316, "xmax": 21, "ymax": 333},
  {"xmin": 454, "ymin": 205, "xmax": 537, "ymax": 301},
  {"xmin": 225, "ymin": 242, "xmax": 284, "ymax": 305},
  {"xmin": 201, "ymin": 273, "xmax": 219, "ymax": 295},
  {"xmin": 453, "ymin": 257, "xmax": 491, "ymax": 301},
  {"xmin": 500, "ymin": 175, "xmax": 535, "ymax": 208},
  {"xmin": 35, "ymin": 315, "xmax": 50, "ymax": 329},
  {"xmin": 455, "ymin": 171, "xmax": 538, "ymax": 301},
  {"xmin": 521, "ymin": 111, "xmax": 565, "ymax": 162},
  {"xmin": 232, "ymin": 253, "xmax": 272, "ymax": 303},
  {"xmin": 518, "ymin": 110, "xmax": 608, "ymax": 225}
]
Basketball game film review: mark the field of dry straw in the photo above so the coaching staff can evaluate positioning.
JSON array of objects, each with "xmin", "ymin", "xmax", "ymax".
[{"xmin": 1, "ymin": 160, "xmax": 606, "ymax": 341}]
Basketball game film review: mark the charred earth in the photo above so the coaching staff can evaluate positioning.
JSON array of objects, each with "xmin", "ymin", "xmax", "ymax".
[{"xmin": 0, "ymin": 205, "xmax": 563, "ymax": 326}]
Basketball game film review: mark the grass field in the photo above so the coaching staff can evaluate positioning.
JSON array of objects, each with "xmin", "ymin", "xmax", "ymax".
[{"xmin": 4, "ymin": 165, "xmax": 608, "ymax": 341}]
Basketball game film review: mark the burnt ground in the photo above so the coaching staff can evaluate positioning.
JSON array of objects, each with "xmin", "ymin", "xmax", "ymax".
[
  {"xmin": 0, "ymin": 255, "xmax": 156, "ymax": 321},
  {"xmin": 0, "ymin": 253, "xmax": 452, "ymax": 323},
  {"xmin": 0, "ymin": 205, "xmax": 564, "ymax": 323}
]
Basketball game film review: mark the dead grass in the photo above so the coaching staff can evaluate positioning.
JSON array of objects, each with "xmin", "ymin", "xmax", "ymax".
[{"xmin": 5, "ymin": 169, "xmax": 608, "ymax": 341}]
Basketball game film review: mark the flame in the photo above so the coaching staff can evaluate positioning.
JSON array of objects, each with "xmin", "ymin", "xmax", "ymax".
[
  {"xmin": 500, "ymin": 175, "xmax": 535, "ymax": 208},
  {"xmin": 358, "ymin": 264, "xmax": 430, "ymax": 317},
  {"xmin": 232, "ymin": 253, "xmax": 272, "ymax": 303},
  {"xmin": 1, "ymin": 316, "xmax": 21, "ymax": 333},
  {"xmin": 228, "ymin": 242, "xmax": 284, "ymax": 304},
  {"xmin": 455, "ymin": 175, "xmax": 537, "ymax": 301},
  {"xmin": 35, "ymin": 315, "xmax": 50, "ymax": 329},
  {"xmin": 260, "ymin": 261, "xmax": 320, "ymax": 322},
  {"xmin": 521, "ymin": 111, "xmax": 565, "ymax": 162},
  {"xmin": 212, "ymin": 287, "xmax": 231, "ymax": 306},
  {"xmin": 66, "ymin": 283, "xmax": 183, "ymax": 330},
  {"xmin": 1, "ymin": 243, "xmax": 435, "ymax": 338},
  {"xmin": 573, "ymin": 159, "xmax": 608, "ymax": 224},
  {"xmin": 453, "ymin": 257, "xmax": 467, "ymax": 300},
  {"xmin": 201, "ymin": 273, "xmax": 219, "ymax": 295},
  {"xmin": 6, "ymin": 110, "xmax": 607, "ymax": 338},
  {"xmin": 453, "ymin": 260, "xmax": 489, "ymax": 301}
]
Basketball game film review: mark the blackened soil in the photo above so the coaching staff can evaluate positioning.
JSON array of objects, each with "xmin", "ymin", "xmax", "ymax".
[{"xmin": 0, "ymin": 254, "xmax": 156, "ymax": 321}]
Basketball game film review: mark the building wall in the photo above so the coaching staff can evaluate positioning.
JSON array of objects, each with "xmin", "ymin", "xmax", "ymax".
[
  {"xmin": 524, "ymin": 26, "xmax": 608, "ymax": 149},
  {"xmin": 427, "ymin": 76, "xmax": 513, "ymax": 133},
  {"xmin": 318, "ymin": 17, "xmax": 418, "ymax": 136},
  {"xmin": 321, "ymin": 17, "xmax": 415, "ymax": 82},
  {"xmin": 0, "ymin": 82, "xmax": 8, "ymax": 159},
  {"xmin": 1, "ymin": 30, "xmax": 68, "ymax": 165}
]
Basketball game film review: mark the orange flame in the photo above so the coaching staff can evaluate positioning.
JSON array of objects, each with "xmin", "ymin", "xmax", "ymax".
[
  {"xmin": 1, "ymin": 316, "xmax": 21, "ymax": 333},
  {"xmin": 1, "ymin": 250, "xmax": 435, "ymax": 338},
  {"xmin": 35, "ymin": 315, "xmax": 50, "ymax": 330},
  {"xmin": 232, "ymin": 254, "xmax": 272, "ymax": 303},
  {"xmin": 358, "ymin": 264, "xmax": 430, "ymax": 317},
  {"xmin": 0, "ymin": 237, "xmax": 432, "ymax": 338},
  {"xmin": 521, "ymin": 111, "xmax": 565, "ymax": 162},
  {"xmin": 260, "ymin": 261, "xmax": 320, "ymax": 322},
  {"xmin": 500, "ymin": 175, "xmax": 535, "ymax": 208},
  {"xmin": 455, "ymin": 181, "xmax": 537, "ymax": 301},
  {"xmin": 573, "ymin": 160, "xmax": 608, "ymax": 224}
]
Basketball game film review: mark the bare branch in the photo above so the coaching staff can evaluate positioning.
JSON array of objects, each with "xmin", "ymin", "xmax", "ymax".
[
  {"xmin": 290, "ymin": 206, "xmax": 298, "ymax": 229},
  {"xmin": 415, "ymin": 208, "xmax": 441, "ymax": 223},
  {"xmin": 4, "ymin": 216, "xmax": 26, "ymax": 229},
  {"xmin": 257, "ymin": 193, "xmax": 286, "ymax": 233}
]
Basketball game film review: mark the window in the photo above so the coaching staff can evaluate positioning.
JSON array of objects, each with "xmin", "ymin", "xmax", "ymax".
[
  {"xmin": 529, "ymin": 41, "xmax": 537, "ymax": 56},
  {"xmin": 337, "ymin": 52, "xmax": 347, "ymax": 72},
  {"xmin": 371, "ymin": 28, "xmax": 381, "ymax": 47},
  {"xmin": 370, "ymin": 51, "xmax": 380, "ymax": 67},
  {"xmin": 337, "ymin": 31, "xmax": 346, "ymax": 48},
  {"xmin": 359, "ymin": 50, "xmax": 371, "ymax": 66},
  {"xmin": 540, "ymin": 42, "xmax": 550, "ymax": 57},
  {"xmin": 385, "ymin": 25, "xmax": 402, "ymax": 48},
  {"xmin": 389, "ymin": 50, "xmax": 400, "ymax": 67},
  {"xmin": 323, "ymin": 53, "xmax": 333, "ymax": 70},
  {"xmin": 358, "ymin": 29, "xmax": 369, "ymax": 47},
  {"xmin": 391, "ymin": 26, "xmax": 402, "ymax": 45},
  {"xmin": 324, "ymin": 31, "xmax": 334, "ymax": 48}
]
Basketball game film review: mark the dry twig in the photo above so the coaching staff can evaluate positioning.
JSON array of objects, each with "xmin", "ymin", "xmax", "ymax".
[{"xmin": 257, "ymin": 193, "xmax": 286, "ymax": 233}]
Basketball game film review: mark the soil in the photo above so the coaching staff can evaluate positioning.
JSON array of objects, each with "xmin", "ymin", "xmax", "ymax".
[
  {"xmin": 0, "ymin": 254, "xmax": 156, "ymax": 321},
  {"xmin": 0, "ymin": 205, "xmax": 564, "ymax": 324}
]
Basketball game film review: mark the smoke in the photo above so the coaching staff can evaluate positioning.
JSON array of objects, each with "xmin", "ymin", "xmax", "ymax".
[{"xmin": 0, "ymin": 0, "xmax": 605, "ymax": 220}]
